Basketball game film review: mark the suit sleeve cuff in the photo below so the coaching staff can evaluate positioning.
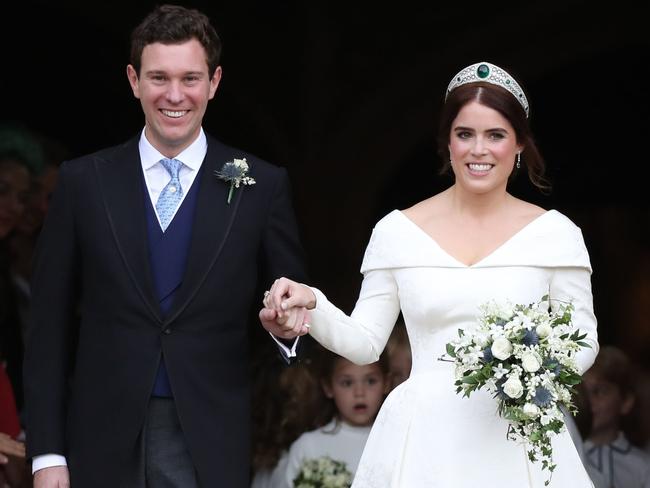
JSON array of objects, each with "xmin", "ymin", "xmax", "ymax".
[{"xmin": 32, "ymin": 454, "xmax": 67, "ymax": 474}]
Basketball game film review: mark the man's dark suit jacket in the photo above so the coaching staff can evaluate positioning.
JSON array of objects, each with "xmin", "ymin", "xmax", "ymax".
[{"xmin": 23, "ymin": 134, "xmax": 307, "ymax": 487}]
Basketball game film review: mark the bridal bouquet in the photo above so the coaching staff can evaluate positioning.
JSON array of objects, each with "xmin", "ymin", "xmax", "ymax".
[
  {"xmin": 444, "ymin": 294, "xmax": 590, "ymax": 485},
  {"xmin": 293, "ymin": 456, "xmax": 353, "ymax": 488}
]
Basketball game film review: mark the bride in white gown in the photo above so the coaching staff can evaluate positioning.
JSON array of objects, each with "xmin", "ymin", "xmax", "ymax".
[{"xmin": 261, "ymin": 61, "xmax": 599, "ymax": 487}]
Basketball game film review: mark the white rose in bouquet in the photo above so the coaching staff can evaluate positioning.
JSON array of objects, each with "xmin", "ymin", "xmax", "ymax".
[
  {"xmin": 536, "ymin": 322, "xmax": 553, "ymax": 338},
  {"xmin": 521, "ymin": 352, "xmax": 541, "ymax": 373},
  {"xmin": 523, "ymin": 403, "xmax": 541, "ymax": 417},
  {"xmin": 502, "ymin": 376, "xmax": 524, "ymax": 399},
  {"xmin": 491, "ymin": 337, "xmax": 513, "ymax": 360}
]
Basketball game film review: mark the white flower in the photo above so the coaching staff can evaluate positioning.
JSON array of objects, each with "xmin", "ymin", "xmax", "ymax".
[
  {"xmin": 492, "ymin": 363, "xmax": 509, "ymax": 379},
  {"xmin": 491, "ymin": 337, "xmax": 513, "ymax": 360},
  {"xmin": 540, "ymin": 413, "xmax": 553, "ymax": 426},
  {"xmin": 521, "ymin": 352, "xmax": 541, "ymax": 373},
  {"xmin": 536, "ymin": 322, "xmax": 553, "ymax": 338},
  {"xmin": 474, "ymin": 331, "xmax": 490, "ymax": 348},
  {"xmin": 497, "ymin": 304, "xmax": 515, "ymax": 320},
  {"xmin": 523, "ymin": 403, "xmax": 541, "ymax": 417},
  {"xmin": 503, "ymin": 376, "xmax": 524, "ymax": 399},
  {"xmin": 520, "ymin": 315, "xmax": 534, "ymax": 329},
  {"xmin": 558, "ymin": 387, "xmax": 572, "ymax": 403},
  {"xmin": 232, "ymin": 157, "xmax": 248, "ymax": 170},
  {"xmin": 215, "ymin": 157, "xmax": 256, "ymax": 204}
]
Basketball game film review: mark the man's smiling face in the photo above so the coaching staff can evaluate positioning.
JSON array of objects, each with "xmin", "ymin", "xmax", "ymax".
[{"xmin": 127, "ymin": 38, "xmax": 221, "ymax": 157}]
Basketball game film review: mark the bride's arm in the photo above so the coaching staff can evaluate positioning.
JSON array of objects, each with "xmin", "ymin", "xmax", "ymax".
[
  {"xmin": 307, "ymin": 268, "xmax": 401, "ymax": 365},
  {"xmin": 550, "ymin": 266, "xmax": 599, "ymax": 374}
]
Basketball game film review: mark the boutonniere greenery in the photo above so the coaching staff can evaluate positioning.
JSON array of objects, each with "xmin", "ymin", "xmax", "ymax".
[{"xmin": 215, "ymin": 157, "xmax": 256, "ymax": 204}]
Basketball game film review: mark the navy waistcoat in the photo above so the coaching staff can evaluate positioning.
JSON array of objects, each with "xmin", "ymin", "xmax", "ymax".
[{"xmin": 144, "ymin": 167, "xmax": 202, "ymax": 397}]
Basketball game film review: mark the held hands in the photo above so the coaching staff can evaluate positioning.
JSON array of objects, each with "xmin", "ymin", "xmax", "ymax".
[
  {"xmin": 33, "ymin": 466, "xmax": 70, "ymax": 488},
  {"xmin": 259, "ymin": 277, "xmax": 316, "ymax": 339}
]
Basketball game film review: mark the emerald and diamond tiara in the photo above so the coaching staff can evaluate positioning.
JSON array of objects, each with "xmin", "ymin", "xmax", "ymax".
[{"xmin": 446, "ymin": 62, "xmax": 529, "ymax": 117}]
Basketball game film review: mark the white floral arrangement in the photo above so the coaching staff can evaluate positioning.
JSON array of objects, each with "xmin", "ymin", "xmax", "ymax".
[
  {"xmin": 444, "ymin": 294, "xmax": 590, "ymax": 485},
  {"xmin": 215, "ymin": 157, "xmax": 256, "ymax": 204},
  {"xmin": 293, "ymin": 456, "xmax": 353, "ymax": 488}
]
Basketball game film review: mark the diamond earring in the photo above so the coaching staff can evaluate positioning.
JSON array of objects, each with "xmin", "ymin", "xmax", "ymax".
[{"xmin": 516, "ymin": 153, "xmax": 521, "ymax": 169}]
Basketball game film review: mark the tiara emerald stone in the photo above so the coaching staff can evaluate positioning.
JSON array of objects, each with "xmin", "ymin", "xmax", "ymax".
[
  {"xmin": 477, "ymin": 64, "xmax": 490, "ymax": 79},
  {"xmin": 446, "ymin": 61, "xmax": 530, "ymax": 117}
]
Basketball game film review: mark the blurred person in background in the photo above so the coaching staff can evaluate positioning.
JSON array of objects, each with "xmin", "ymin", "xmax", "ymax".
[
  {"xmin": 0, "ymin": 125, "xmax": 36, "ymax": 488},
  {"xmin": 583, "ymin": 345, "xmax": 650, "ymax": 488}
]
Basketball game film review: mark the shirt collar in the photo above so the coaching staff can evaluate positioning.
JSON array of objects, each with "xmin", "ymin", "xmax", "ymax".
[
  {"xmin": 611, "ymin": 431, "xmax": 632, "ymax": 452},
  {"xmin": 585, "ymin": 432, "xmax": 632, "ymax": 453},
  {"xmin": 138, "ymin": 128, "xmax": 207, "ymax": 171}
]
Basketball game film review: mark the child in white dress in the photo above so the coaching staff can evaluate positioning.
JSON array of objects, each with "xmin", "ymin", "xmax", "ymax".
[{"xmin": 282, "ymin": 348, "xmax": 389, "ymax": 487}]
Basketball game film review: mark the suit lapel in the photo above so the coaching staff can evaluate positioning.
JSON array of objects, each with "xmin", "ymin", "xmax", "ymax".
[
  {"xmin": 94, "ymin": 137, "xmax": 163, "ymax": 324},
  {"xmin": 165, "ymin": 137, "xmax": 243, "ymax": 324}
]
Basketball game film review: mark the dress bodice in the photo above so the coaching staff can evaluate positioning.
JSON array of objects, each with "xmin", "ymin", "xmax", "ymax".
[{"xmin": 310, "ymin": 209, "xmax": 597, "ymax": 376}]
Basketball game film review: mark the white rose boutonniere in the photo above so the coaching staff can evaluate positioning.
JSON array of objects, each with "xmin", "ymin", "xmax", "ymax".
[{"xmin": 215, "ymin": 157, "xmax": 256, "ymax": 204}]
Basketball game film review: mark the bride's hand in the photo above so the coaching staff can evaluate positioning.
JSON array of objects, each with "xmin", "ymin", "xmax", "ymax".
[
  {"xmin": 259, "ymin": 305, "xmax": 310, "ymax": 339},
  {"xmin": 259, "ymin": 277, "xmax": 314, "ymax": 339},
  {"xmin": 267, "ymin": 277, "xmax": 317, "ymax": 317}
]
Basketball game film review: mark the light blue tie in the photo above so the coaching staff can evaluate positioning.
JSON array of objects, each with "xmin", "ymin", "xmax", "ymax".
[{"xmin": 155, "ymin": 158, "xmax": 184, "ymax": 232}]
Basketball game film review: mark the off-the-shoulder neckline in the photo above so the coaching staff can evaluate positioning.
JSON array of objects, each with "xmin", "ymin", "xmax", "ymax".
[{"xmin": 393, "ymin": 209, "xmax": 557, "ymax": 268}]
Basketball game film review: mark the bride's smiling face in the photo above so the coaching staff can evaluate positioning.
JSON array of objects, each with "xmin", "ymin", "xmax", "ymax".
[{"xmin": 448, "ymin": 101, "xmax": 522, "ymax": 195}]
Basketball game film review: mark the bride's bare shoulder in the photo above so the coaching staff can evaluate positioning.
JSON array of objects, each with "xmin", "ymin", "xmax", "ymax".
[
  {"xmin": 507, "ymin": 198, "xmax": 548, "ymax": 228},
  {"xmin": 402, "ymin": 191, "xmax": 450, "ymax": 223},
  {"xmin": 511, "ymin": 198, "xmax": 547, "ymax": 219}
]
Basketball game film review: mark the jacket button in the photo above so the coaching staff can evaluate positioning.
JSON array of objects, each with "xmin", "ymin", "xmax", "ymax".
[{"xmin": 163, "ymin": 328, "xmax": 172, "ymax": 335}]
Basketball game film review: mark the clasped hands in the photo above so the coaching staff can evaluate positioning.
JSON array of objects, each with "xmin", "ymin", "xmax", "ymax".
[{"xmin": 259, "ymin": 277, "xmax": 316, "ymax": 339}]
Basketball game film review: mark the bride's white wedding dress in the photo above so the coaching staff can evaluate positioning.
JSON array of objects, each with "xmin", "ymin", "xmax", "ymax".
[{"xmin": 307, "ymin": 209, "xmax": 599, "ymax": 487}]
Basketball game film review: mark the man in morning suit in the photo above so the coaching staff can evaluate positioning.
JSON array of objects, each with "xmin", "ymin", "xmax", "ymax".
[{"xmin": 23, "ymin": 5, "xmax": 307, "ymax": 487}]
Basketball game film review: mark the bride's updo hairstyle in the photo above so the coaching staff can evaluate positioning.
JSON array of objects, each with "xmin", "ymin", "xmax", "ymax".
[{"xmin": 436, "ymin": 62, "xmax": 550, "ymax": 192}]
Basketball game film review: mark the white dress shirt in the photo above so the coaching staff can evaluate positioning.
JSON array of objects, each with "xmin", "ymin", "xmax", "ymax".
[
  {"xmin": 32, "ymin": 128, "xmax": 207, "ymax": 473},
  {"xmin": 139, "ymin": 127, "xmax": 206, "ymax": 229}
]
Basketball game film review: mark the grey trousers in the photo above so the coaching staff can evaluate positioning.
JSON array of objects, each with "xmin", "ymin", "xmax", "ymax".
[{"xmin": 124, "ymin": 397, "xmax": 199, "ymax": 488}]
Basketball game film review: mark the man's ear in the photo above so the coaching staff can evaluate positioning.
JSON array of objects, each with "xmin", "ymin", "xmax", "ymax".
[
  {"xmin": 126, "ymin": 65, "xmax": 141, "ymax": 99},
  {"xmin": 208, "ymin": 66, "xmax": 222, "ymax": 100}
]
